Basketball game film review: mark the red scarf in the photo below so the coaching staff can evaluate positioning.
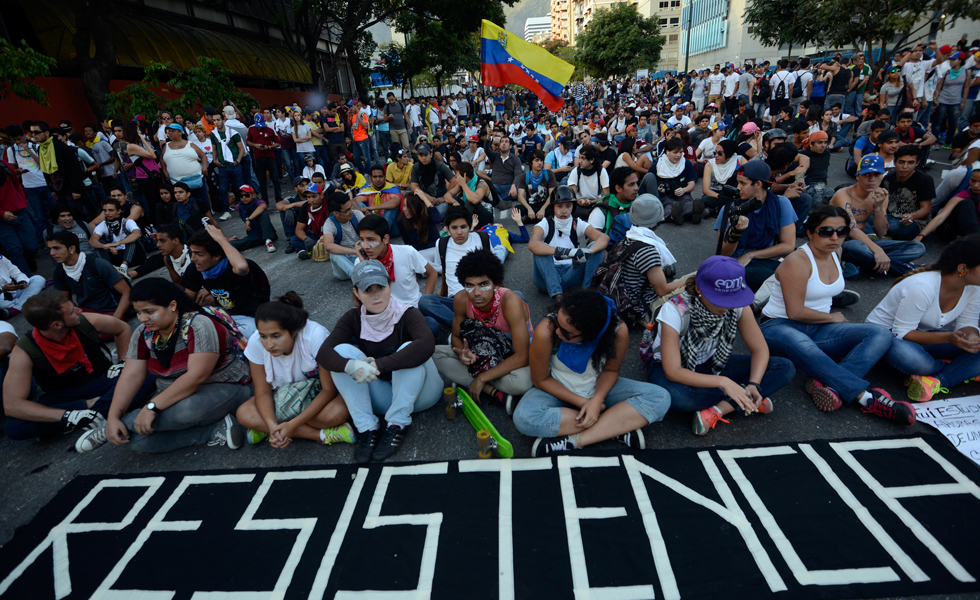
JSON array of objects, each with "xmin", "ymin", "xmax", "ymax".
[
  {"xmin": 470, "ymin": 287, "xmax": 503, "ymax": 328},
  {"xmin": 31, "ymin": 328, "xmax": 94, "ymax": 375},
  {"xmin": 379, "ymin": 243, "xmax": 396, "ymax": 282}
]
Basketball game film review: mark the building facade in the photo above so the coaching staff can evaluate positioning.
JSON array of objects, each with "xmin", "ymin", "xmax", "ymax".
[
  {"xmin": 551, "ymin": 0, "xmax": 570, "ymax": 42},
  {"xmin": 525, "ymin": 16, "xmax": 552, "ymax": 42},
  {"xmin": 635, "ymin": 0, "xmax": 683, "ymax": 72}
]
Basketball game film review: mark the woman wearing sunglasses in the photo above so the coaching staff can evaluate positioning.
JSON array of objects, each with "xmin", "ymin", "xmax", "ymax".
[
  {"xmin": 866, "ymin": 235, "xmax": 980, "ymax": 402},
  {"xmin": 760, "ymin": 205, "xmax": 916, "ymax": 425},
  {"xmin": 513, "ymin": 290, "xmax": 670, "ymax": 457}
]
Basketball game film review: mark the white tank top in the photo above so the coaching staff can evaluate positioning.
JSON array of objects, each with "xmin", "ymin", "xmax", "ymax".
[
  {"xmin": 763, "ymin": 244, "xmax": 844, "ymax": 319},
  {"xmin": 550, "ymin": 352, "xmax": 600, "ymax": 399},
  {"xmin": 163, "ymin": 142, "xmax": 201, "ymax": 182}
]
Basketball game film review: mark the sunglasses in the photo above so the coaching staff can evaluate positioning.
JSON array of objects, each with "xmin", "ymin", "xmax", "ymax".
[
  {"xmin": 547, "ymin": 312, "xmax": 580, "ymax": 341},
  {"xmin": 815, "ymin": 226, "xmax": 849, "ymax": 238}
]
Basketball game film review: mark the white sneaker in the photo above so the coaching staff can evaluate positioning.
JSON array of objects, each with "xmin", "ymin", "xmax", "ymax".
[
  {"xmin": 75, "ymin": 426, "xmax": 109, "ymax": 453},
  {"xmin": 218, "ymin": 211, "xmax": 231, "ymax": 221},
  {"xmin": 266, "ymin": 240, "xmax": 276, "ymax": 253},
  {"xmin": 114, "ymin": 265, "xmax": 133, "ymax": 284}
]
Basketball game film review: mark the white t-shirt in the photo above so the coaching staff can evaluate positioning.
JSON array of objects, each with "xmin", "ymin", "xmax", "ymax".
[
  {"xmin": 697, "ymin": 137, "xmax": 717, "ymax": 161},
  {"xmin": 387, "ymin": 244, "xmax": 429, "ymax": 307},
  {"xmin": 93, "ymin": 218, "xmax": 140, "ymax": 250},
  {"xmin": 708, "ymin": 73, "xmax": 725, "ymax": 95},
  {"xmin": 6, "ymin": 145, "xmax": 46, "ymax": 188},
  {"xmin": 294, "ymin": 123, "xmax": 314, "ymax": 153},
  {"xmin": 407, "ymin": 104, "xmax": 423, "ymax": 127},
  {"xmin": 798, "ymin": 71, "xmax": 813, "ymax": 99},
  {"xmin": 0, "ymin": 320, "xmax": 17, "ymax": 338},
  {"xmin": 190, "ymin": 137, "xmax": 214, "ymax": 164},
  {"xmin": 666, "ymin": 115, "xmax": 692, "ymax": 128},
  {"xmin": 653, "ymin": 300, "xmax": 742, "ymax": 364},
  {"xmin": 769, "ymin": 70, "xmax": 798, "ymax": 101},
  {"xmin": 866, "ymin": 271, "xmax": 980, "ymax": 340},
  {"xmin": 244, "ymin": 320, "xmax": 329, "ymax": 390},
  {"xmin": 724, "ymin": 73, "xmax": 740, "ymax": 97},
  {"xmin": 534, "ymin": 217, "xmax": 591, "ymax": 265},
  {"xmin": 568, "ymin": 167, "xmax": 609, "ymax": 200},
  {"xmin": 444, "ymin": 233, "xmax": 485, "ymax": 297}
]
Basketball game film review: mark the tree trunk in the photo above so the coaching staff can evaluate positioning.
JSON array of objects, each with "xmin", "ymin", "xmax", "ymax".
[
  {"xmin": 344, "ymin": 37, "xmax": 368, "ymax": 100},
  {"xmin": 72, "ymin": 0, "xmax": 115, "ymax": 121},
  {"xmin": 435, "ymin": 69, "xmax": 444, "ymax": 97}
]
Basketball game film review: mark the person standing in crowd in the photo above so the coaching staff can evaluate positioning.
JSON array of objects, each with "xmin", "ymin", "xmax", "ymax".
[
  {"xmin": 208, "ymin": 111, "xmax": 244, "ymax": 221},
  {"xmin": 513, "ymin": 290, "xmax": 671, "ymax": 456},
  {"xmin": 760, "ymin": 205, "xmax": 915, "ymax": 425},
  {"xmin": 349, "ymin": 97, "xmax": 372, "ymax": 174},
  {"xmin": 0, "ymin": 137, "xmax": 40, "ymax": 276},
  {"xmin": 384, "ymin": 93, "xmax": 410, "ymax": 152},
  {"xmin": 245, "ymin": 112, "xmax": 282, "ymax": 203},
  {"xmin": 48, "ymin": 230, "xmax": 131, "ymax": 321},
  {"xmin": 236, "ymin": 292, "xmax": 356, "ymax": 447},
  {"xmin": 161, "ymin": 123, "xmax": 210, "ymax": 207},
  {"xmin": 317, "ymin": 260, "xmax": 441, "ymax": 463},
  {"xmin": 75, "ymin": 279, "xmax": 253, "ymax": 453},
  {"xmin": 32, "ymin": 122, "xmax": 85, "ymax": 207},
  {"xmin": 6, "ymin": 124, "xmax": 54, "ymax": 245}
]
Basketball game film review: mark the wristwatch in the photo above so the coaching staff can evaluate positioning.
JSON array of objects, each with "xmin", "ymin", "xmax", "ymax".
[{"xmin": 147, "ymin": 402, "xmax": 162, "ymax": 414}]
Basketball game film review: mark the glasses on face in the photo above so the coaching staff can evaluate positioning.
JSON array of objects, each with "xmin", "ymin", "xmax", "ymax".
[
  {"xmin": 463, "ymin": 282, "xmax": 493, "ymax": 293},
  {"xmin": 815, "ymin": 225, "xmax": 849, "ymax": 239},
  {"xmin": 547, "ymin": 312, "xmax": 580, "ymax": 341},
  {"xmin": 241, "ymin": 193, "xmax": 254, "ymax": 198},
  {"xmin": 29, "ymin": 130, "xmax": 41, "ymax": 135}
]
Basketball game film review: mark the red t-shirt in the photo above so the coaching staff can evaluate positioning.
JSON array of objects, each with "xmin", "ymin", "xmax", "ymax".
[{"xmin": 246, "ymin": 126, "xmax": 278, "ymax": 159}]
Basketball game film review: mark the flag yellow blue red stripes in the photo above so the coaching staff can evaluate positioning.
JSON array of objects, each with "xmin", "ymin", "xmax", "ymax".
[{"xmin": 480, "ymin": 20, "xmax": 574, "ymax": 113}]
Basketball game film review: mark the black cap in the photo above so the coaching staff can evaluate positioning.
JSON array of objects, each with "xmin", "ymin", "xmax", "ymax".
[
  {"xmin": 416, "ymin": 144, "xmax": 432, "ymax": 154},
  {"xmin": 203, "ymin": 106, "xmax": 218, "ymax": 116},
  {"xmin": 292, "ymin": 176, "xmax": 310, "ymax": 187}
]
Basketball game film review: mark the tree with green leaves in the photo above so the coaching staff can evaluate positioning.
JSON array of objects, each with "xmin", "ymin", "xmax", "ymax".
[
  {"xmin": 742, "ymin": 0, "xmax": 823, "ymax": 58},
  {"xmin": 575, "ymin": 4, "xmax": 665, "ymax": 79},
  {"xmin": 400, "ymin": 24, "xmax": 479, "ymax": 97},
  {"xmin": 0, "ymin": 39, "xmax": 57, "ymax": 106}
]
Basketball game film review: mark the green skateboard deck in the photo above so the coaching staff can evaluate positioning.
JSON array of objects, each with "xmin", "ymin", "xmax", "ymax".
[{"xmin": 455, "ymin": 388, "xmax": 514, "ymax": 458}]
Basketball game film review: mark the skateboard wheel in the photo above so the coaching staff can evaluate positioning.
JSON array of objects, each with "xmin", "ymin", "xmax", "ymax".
[
  {"xmin": 443, "ymin": 387, "xmax": 456, "ymax": 404},
  {"xmin": 445, "ymin": 405, "xmax": 457, "ymax": 420},
  {"xmin": 478, "ymin": 449, "xmax": 493, "ymax": 459},
  {"xmin": 477, "ymin": 429, "xmax": 491, "ymax": 448}
]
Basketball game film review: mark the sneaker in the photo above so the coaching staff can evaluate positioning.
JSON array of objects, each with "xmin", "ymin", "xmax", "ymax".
[
  {"xmin": 862, "ymin": 388, "xmax": 916, "ymax": 425},
  {"xmin": 831, "ymin": 289, "xmax": 861, "ymax": 308},
  {"xmin": 321, "ymin": 423, "xmax": 357, "ymax": 445},
  {"xmin": 354, "ymin": 427, "xmax": 382, "ymax": 463},
  {"xmin": 0, "ymin": 308, "xmax": 9, "ymax": 320},
  {"xmin": 266, "ymin": 240, "xmax": 276, "ymax": 253},
  {"xmin": 693, "ymin": 407, "xmax": 729, "ymax": 435},
  {"xmin": 805, "ymin": 377, "xmax": 843, "ymax": 411},
  {"xmin": 75, "ymin": 426, "xmax": 108, "ymax": 452},
  {"xmin": 505, "ymin": 394, "xmax": 517, "ymax": 416},
  {"xmin": 670, "ymin": 200, "xmax": 684, "ymax": 225},
  {"xmin": 841, "ymin": 262, "xmax": 860, "ymax": 279},
  {"xmin": 663, "ymin": 263, "xmax": 676, "ymax": 280},
  {"xmin": 691, "ymin": 198, "xmax": 705, "ymax": 225},
  {"xmin": 285, "ymin": 245, "xmax": 297, "ymax": 254},
  {"xmin": 614, "ymin": 428, "xmax": 646, "ymax": 449},
  {"xmin": 531, "ymin": 435, "xmax": 576, "ymax": 457},
  {"xmin": 208, "ymin": 415, "xmax": 244, "ymax": 449},
  {"xmin": 298, "ymin": 250, "xmax": 310, "ymax": 260},
  {"xmin": 114, "ymin": 265, "xmax": 133, "ymax": 284},
  {"xmin": 218, "ymin": 211, "xmax": 231, "ymax": 221},
  {"xmin": 755, "ymin": 397, "xmax": 774, "ymax": 414},
  {"xmin": 905, "ymin": 374, "xmax": 948, "ymax": 402},
  {"xmin": 372, "ymin": 423, "xmax": 410, "ymax": 461},
  {"xmin": 246, "ymin": 429, "xmax": 269, "ymax": 444}
]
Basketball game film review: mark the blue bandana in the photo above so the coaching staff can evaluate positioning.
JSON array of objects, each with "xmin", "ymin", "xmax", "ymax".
[
  {"xmin": 201, "ymin": 257, "xmax": 229, "ymax": 280},
  {"xmin": 556, "ymin": 296, "xmax": 615, "ymax": 374}
]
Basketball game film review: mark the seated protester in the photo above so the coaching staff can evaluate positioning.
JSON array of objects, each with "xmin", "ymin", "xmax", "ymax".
[
  {"xmin": 790, "ymin": 120, "xmax": 810, "ymax": 149},
  {"xmin": 51, "ymin": 204, "xmax": 96, "ymax": 256},
  {"xmin": 154, "ymin": 184, "xmax": 176, "ymax": 227},
  {"xmin": 129, "ymin": 225, "xmax": 191, "ymax": 283},
  {"xmin": 410, "ymin": 144, "xmax": 459, "ymax": 218},
  {"xmin": 97, "ymin": 187, "xmax": 149, "ymax": 233},
  {"xmin": 302, "ymin": 153, "xmax": 325, "ymax": 181},
  {"xmin": 874, "ymin": 129, "xmax": 901, "ymax": 170},
  {"xmin": 180, "ymin": 225, "xmax": 270, "ymax": 338},
  {"xmin": 700, "ymin": 139, "xmax": 741, "ymax": 214},
  {"xmin": 230, "ymin": 184, "xmax": 278, "ymax": 253},
  {"xmin": 353, "ymin": 214, "xmax": 438, "ymax": 309},
  {"xmin": 168, "ymin": 182, "xmax": 216, "ymax": 236},
  {"xmin": 544, "ymin": 137, "xmax": 577, "ymax": 185},
  {"xmin": 432, "ymin": 249, "xmax": 533, "ymax": 408},
  {"xmin": 0, "ymin": 253, "xmax": 46, "ymax": 319},
  {"xmin": 879, "ymin": 145, "xmax": 935, "ymax": 240},
  {"xmin": 452, "ymin": 162, "xmax": 494, "ymax": 228},
  {"xmin": 318, "ymin": 191, "xmax": 366, "ymax": 279},
  {"xmin": 75, "ymin": 279, "xmax": 253, "ymax": 453},
  {"xmin": 587, "ymin": 166, "xmax": 639, "ymax": 243},
  {"xmin": 316, "ymin": 260, "xmax": 442, "ymax": 463},
  {"xmin": 696, "ymin": 122, "xmax": 727, "ymax": 166},
  {"xmin": 89, "ymin": 197, "xmax": 146, "ymax": 273},
  {"xmin": 765, "ymin": 142, "xmax": 814, "ymax": 234},
  {"xmin": 893, "ymin": 111, "xmax": 937, "ymax": 165},
  {"xmin": 291, "ymin": 183, "xmax": 331, "ymax": 259},
  {"xmin": 520, "ymin": 124, "xmax": 544, "ymax": 162},
  {"xmin": 646, "ymin": 256, "xmax": 795, "ymax": 436},
  {"xmin": 800, "ymin": 130, "xmax": 833, "ymax": 206},
  {"xmin": 397, "ymin": 192, "xmax": 443, "ymax": 272},
  {"xmin": 714, "ymin": 162, "xmax": 797, "ymax": 291},
  {"xmin": 760, "ymin": 205, "xmax": 915, "ymax": 425},
  {"xmin": 846, "ymin": 119, "xmax": 885, "ymax": 177},
  {"xmin": 419, "ymin": 205, "xmax": 492, "ymax": 329},
  {"xmin": 528, "ymin": 186, "xmax": 609, "ymax": 301},
  {"xmin": 48, "ymin": 231, "xmax": 131, "ymax": 321},
  {"xmin": 3, "ymin": 292, "xmax": 154, "ymax": 441},
  {"xmin": 277, "ymin": 176, "xmax": 310, "ymax": 252},
  {"xmin": 330, "ymin": 148, "xmax": 354, "ymax": 185},
  {"xmin": 595, "ymin": 196, "xmax": 683, "ymax": 326},
  {"xmin": 774, "ymin": 106, "xmax": 796, "ymax": 135},
  {"xmin": 656, "ymin": 137, "xmax": 701, "ymax": 225},
  {"xmin": 915, "ymin": 166, "xmax": 980, "ymax": 241},
  {"xmin": 832, "ymin": 155, "xmax": 926, "ymax": 277},
  {"xmin": 236, "ymin": 292, "xmax": 356, "ymax": 447},
  {"xmin": 473, "ymin": 207, "xmax": 531, "ymax": 266},
  {"xmin": 867, "ymin": 236, "xmax": 980, "ymax": 402},
  {"xmin": 513, "ymin": 290, "xmax": 670, "ymax": 456},
  {"xmin": 950, "ymin": 112, "xmax": 980, "ymax": 168},
  {"xmin": 567, "ymin": 144, "xmax": 609, "ymax": 220},
  {"xmin": 355, "ymin": 164, "xmax": 404, "ymax": 231},
  {"xmin": 460, "ymin": 137, "xmax": 487, "ymax": 177},
  {"xmin": 516, "ymin": 149, "xmax": 557, "ymax": 221}
]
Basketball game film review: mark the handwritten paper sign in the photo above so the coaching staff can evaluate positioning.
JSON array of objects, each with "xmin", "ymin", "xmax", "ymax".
[{"xmin": 913, "ymin": 395, "xmax": 980, "ymax": 467}]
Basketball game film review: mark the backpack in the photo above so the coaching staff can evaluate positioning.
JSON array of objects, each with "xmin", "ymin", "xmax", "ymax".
[
  {"xmin": 18, "ymin": 315, "xmax": 112, "ymax": 376},
  {"xmin": 591, "ymin": 238, "xmax": 648, "ymax": 326},
  {"xmin": 328, "ymin": 211, "xmax": 359, "ymax": 246},
  {"xmin": 645, "ymin": 294, "xmax": 692, "ymax": 357},
  {"xmin": 438, "ymin": 231, "xmax": 491, "ymax": 277},
  {"xmin": 756, "ymin": 76, "xmax": 770, "ymax": 101},
  {"xmin": 191, "ymin": 307, "xmax": 250, "ymax": 360},
  {"xmin": 590, "ymin": 202, "xmax": 632, "ymax": 244},
  {"xmin": 774, "ymin": 73, "xmax": 788, "ymax": 100},
  {"xmin": 791, "ymin": 73, "xmax": 803, "ymax": 98},
  {"xmin": 542, "ymin": 215, "xmax": 579, "ymax": 247}
]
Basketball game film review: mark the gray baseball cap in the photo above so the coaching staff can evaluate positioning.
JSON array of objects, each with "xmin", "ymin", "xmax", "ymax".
[
  {"xmin": 351, "ymin": 260, "xmax": 390, "ymax": 292},
  {"xmin": 629, "ymin": 194, "xmax": 664, "ymax": 228}
]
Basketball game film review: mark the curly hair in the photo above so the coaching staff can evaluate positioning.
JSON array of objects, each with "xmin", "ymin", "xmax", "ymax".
[{"xmin": 455, "ymin": 248, "xmax": 504, "ymax": 288}]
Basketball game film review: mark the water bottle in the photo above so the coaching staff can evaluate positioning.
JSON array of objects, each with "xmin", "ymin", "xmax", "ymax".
[{"xmin": 639, "ymin": 322, "xmax": 656, "ymax": 365}]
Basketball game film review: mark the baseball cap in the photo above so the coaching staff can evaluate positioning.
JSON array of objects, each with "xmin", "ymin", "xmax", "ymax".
[
  {"xmin": 223, "ymin": 106, "xmax": 236, "ymax": 119},
  {"xmin": 394, "ymin": 148, "xmax": 409, "ymax": 157},
  {"xmin": 695, "ymin": 255, "xmax": 755, "ymax": 309},
  {"xmin": 876, "ymin": 129, "xmax": 900, "ymax": 144},
  {"xmin": 709, "ymin": 122, "xmax": 727, "ymax": 131},
  {"xmin": 416, "ymin": 144, "xmax": 432, "ymax": 154},
  {"xmin": 739, "ymin": 161, "xmax": 772, "ymax": 183},
  {"xmin": 203, "ymin": 106, "xmax": 218, "ymax": 116},
  {"xmin": 303, "ymin": 107, "xmax": 314, "ymax": 115},
  {"xmin": 593, "ymin": 133, "xmax": 609, "ymax": 145},
  {"xmin": 238, "ymin": 185, "xmax": 255, "ymax": 194},
  {"xmin": 672, "ymin": 104, "xmax": 683, "ymax": 112},
  {"xmin": 351, "ymin": 260, "xmax": 390, "ymax": 292},
  {"xmin": 338, "ymin": 163, "xmax": 355, "ymax": 173},
  {"xmin": 763, "ymin": 128, "xmax": 787, "ymax": 142},
  {"xmin": 304, "ymin": 183, "xmax": 322, "ymax": 195},
  {"xmin": 940, "ymin": 44, "xmax": 953, "ymax": 54},
  {"xmin": 857, "ymin": 154, "xmax": 885, "ymax": 175},
  {"xmin": 165, "ymin": 123, "xmax": 184, "ymax": 131},
  {"xmin": 292, "ymin": 176, "xmax": 310, "ymax": 187},
  {"xmin": 468, "ymin": 135, "xmax": 480, "ymax": 142},
  {"xmin": 741, "ymin": 122, "xmax": 760, "ymax": 135},
  {"xmin": 707, "ymin": 103, "xmax": 718, "ymax": 108}
]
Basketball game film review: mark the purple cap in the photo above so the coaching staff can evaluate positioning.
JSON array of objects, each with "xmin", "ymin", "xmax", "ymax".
[
  {"xmin": 857, "ymin": 154, "xmax": 885, "ymax": 175},
  {"xmin": 695, "ymin": 255, "xmax": 755, "ymax": 309}
]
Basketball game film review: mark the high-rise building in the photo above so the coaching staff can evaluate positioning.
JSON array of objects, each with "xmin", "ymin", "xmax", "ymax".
[
  {"xmin": 635, "ymin": 0, "xmax": 683, "ymax": 72},
  {"xmin": 525, "ymin": 16, "xmax": 551, "ymax": 42},
  {"xmin": 550, "ymin": 0, "xmax": 570, "ymax": 42}
]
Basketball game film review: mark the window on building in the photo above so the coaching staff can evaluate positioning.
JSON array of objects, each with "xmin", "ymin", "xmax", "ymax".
[
  {"xmin": 668, "ymin": 51, "xmax": 678, "ymax": 59},
  {"xmin": 671, "ymin": 0, "xmax": 681, "ymax": 7},
  {"xmin": 669, "ymin": 17, "xmax": 680, "ymax": 25},
  {"xmin": 747, "ymin": 25, "xmax": 755, "ymax": 33},
  {"xmin": 659, "ymin": 1, "xmax": 669, "ymax": 8},
  {"xmin": 660, "ymin": 18, "xmax": 668, "ymax": 28},
  {"xmin": 669, "ymin": 34, "xmax": 678, "ymax": 42}
]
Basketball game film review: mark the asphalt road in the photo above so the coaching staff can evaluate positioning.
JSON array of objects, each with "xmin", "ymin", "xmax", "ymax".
[{"xmin": 1, "ymin": 145, "xmax": 978, "ymax": 600}]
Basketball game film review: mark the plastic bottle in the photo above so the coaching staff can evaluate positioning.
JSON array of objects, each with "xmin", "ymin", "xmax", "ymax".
[{"xmin": 639, "ymin": 322, "xmax": 656, "ymax": 364}]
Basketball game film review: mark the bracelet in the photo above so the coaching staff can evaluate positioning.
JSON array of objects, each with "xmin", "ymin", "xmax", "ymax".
[{"xmin": 746, "ymin": 381, "xmax": 762, "ymax": 391}]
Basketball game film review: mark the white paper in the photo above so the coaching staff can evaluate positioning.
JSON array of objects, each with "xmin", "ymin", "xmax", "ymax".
[{"xmin": 913, "ymin": 395, "xmax": 980, "ymax": 467}]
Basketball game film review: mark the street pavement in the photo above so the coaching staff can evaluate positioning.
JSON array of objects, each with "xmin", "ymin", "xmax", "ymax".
[{"xmin": 1, "ymin": 143, "xmax": 978, "ymax": 597}]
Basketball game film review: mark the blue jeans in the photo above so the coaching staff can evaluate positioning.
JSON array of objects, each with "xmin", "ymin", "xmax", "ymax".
[
  {"xmin": 845, "ymin": 90, "xmax": 861, "ymax": 119},
  {"xmin": 121, "ymin": 382, "xmax": 251, "ymax": 453},
  {"xmin": 493, "ymin": 183, "xmax": 513, "ymax": 203},
  {"xmin": 330, "ymin": 343, "xmax": 443, "ymax": 431},
  {"xmin": 760, "ymin": 319, "xmax": 893, "ymax": 402},
  {"xmin": 240, "ymin": 153, "xmax": 260, "ymax": 191},
  {"xmin": 289, "ymin": 235, "xmax": 316, "ymax": 253},
  {"xmin": 531, "ymin": 251, "xmax": 605, "ymax": 298},
  {"xmin": 831, "ymin": 137, "xmax": 851, "ymax": 150},
  {"xmin": 314, "ymin": 146, "xmax": 331, "ymax": 174},
  {"xmin": 647, "ymin": 354, "xmax": 796, "ymax": 412},
  {"xmin": 231, "ymin": 210, "xmax": 277, "ymax": 250},
  {"xmin": 957, "ymin": 99, "xmax": 976, "ymax": 134},
  {"xmin": 883, "ymin": 335, "xmax": 980, "ymax": 389},
  {"xmin": 841, "ymin": 238, "xmax": 925, "ymax": 275},
  {"xmin": 215, "ymin": 164, "xmax": 243, "ymax": 213},
  {"xmin": 881, "ymin": 214, "xmax": 921, "ymax": 240},
  {"xmin": 933, "ymin": 103, "xmax": 960, "ymax": 140},
  {"xmin": 330, "ymin": 253, "xmax": 357, "ymax": 280},
  {"xmin": 419, "ymin": 294, "xmax": 455, "ymax": 328},
  {"xmin": 376, "ymin": 130, "xmax": 392, "ymax": 161},
  {"xmin": 0, "ymin": 209, "xmax": 39, "ymax": 275},
  {"xmin": 513, "ymin": 377, "xmax": 671, "ymax": 438},
  {"xmin": 282, "ymin": 148, "xmax": 300, "ymax": 181},
  {"xmin": 916, "ymin": 103, "xmax": 933, "ymax": 134},
  {"xmin": 352, "ymin": 139, "xmax": 371, "ymax": 174},
  {"xmin": 24, "ymin": 185, "xmax": 54, "ymax": 245}
]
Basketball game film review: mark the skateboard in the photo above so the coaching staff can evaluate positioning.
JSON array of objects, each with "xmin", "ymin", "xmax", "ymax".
[{"xmin": 444, "ymin": 387, "xmax": 514, "ymax": 458}]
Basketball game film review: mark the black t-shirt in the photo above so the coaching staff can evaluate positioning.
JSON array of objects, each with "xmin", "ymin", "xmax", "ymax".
[
  {"xmin": 951, "ymin": 130, "xmax": 978, "ymax": 152},
  {"xmin": 828, "ymin": 66, "xmax": 851, "ymax": 95},
  {"xmin": 53, "ymin": 256, "xmax": 123, "ymax": 313},
  {"xmin": 180, "ymin": 259, "xmax": 267, "ymax": 317},
  {"xmin": 801, "ymin": 149, "xmax": 831, "ymax": 184},
  {"xmin": 598, "ymin": 147, "xmax": 617, "ymax": 168},
  {"xmin": 881, "ymin": 170, "xmax": 936, "ymax": 218}
]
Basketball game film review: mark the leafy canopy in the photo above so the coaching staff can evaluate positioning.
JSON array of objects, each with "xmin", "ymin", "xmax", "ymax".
[
  {"xmin": 0, "ymin": 39, "xmax": 57, "ymax": 106},
  {"xmin": 575, "ymin": 4, "xmax": 665, "ymax": 79}
]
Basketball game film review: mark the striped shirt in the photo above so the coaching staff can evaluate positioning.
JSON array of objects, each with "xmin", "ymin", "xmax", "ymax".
[{"xmin": 619, "ymin": 243, "xmax": 663, "ymax": 308}]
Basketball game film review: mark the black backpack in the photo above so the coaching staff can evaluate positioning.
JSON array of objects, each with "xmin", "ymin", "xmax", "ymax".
[
  {"xmin": 542, "ymin": 215, "xmax": 579, "ymax": 247},
  {"xmin": 792, "ymin": 73, "xmax": 803, "ymax": 98},
  {"xmin": 774, "ymin": 73, "xmax": 788, "ymax": 100},
  {"xmin": 591, "ymin": 238, "xmax": 647, "ymax": 327},
  {"xmin": 757, "ymin": 76, "xmax": 771, "ymax": 101},
  {"xmin": 437, "ymin": 231, "xmax": 491, "ymax": 276}
]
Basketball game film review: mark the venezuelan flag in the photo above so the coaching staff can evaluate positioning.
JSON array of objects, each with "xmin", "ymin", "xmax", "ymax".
[{"xmin": 480, "ymin": 20, "xmax": 574, "ymax": 113}]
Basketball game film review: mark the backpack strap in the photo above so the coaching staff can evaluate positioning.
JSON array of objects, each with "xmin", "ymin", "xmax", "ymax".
[
  {"xmin": 328, "ymin": 213, "xmax": 343, "ymax": 245},
  {"xmin": 438, "ymin": 235, "xmax": 450, "ymax": 276},
  {"xmin": 479, "ymin": 230, "xmax": 491, "ymax": 251}
]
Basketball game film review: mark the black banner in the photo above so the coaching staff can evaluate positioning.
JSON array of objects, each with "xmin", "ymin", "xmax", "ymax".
[{"xmin": 2, "ymin": 435, "xmax": 980, "ymax": 599}]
